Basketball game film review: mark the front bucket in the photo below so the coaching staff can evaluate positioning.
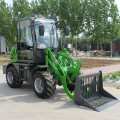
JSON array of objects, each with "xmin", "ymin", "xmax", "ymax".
[{"xmin": 74, "ymin": 71, "xmax": 119, "ymax": 112}]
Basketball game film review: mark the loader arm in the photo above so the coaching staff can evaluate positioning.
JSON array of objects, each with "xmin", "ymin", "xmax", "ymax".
[
  {"xmin": 46, "ymin": 48, "xmax": 82, "ymax": 100},
  {"xmin": 45, "ymin": 48, "xmax": 119, "ymax": 111}
]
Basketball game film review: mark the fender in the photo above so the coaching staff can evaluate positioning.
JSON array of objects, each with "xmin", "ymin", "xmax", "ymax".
[
  {"xmin": 31, "ymin": 65, "xmax": 49, "ymax": 78},
  {"xmin": 3, "ymin": 63, "xmax": 15, "ymax": 74}
]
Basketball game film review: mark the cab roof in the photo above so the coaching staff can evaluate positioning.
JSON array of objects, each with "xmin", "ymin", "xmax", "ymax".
[{"xmin": 18, "ymin": 17, "xmax": 55, "ymax": 23}]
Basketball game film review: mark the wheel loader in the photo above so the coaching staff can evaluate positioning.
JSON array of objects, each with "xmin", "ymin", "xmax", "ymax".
[{"xmin": 3, "ymin": 17, "xmax": 119, "ymax": 111}]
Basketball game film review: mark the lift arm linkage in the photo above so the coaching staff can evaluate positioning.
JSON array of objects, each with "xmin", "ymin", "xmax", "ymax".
[{"xmin": 46, "ymin": 48, "xmax": 82, "ymax": 100}]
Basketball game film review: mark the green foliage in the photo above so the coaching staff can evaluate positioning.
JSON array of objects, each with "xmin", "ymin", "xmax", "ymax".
[
  {"xmin": 0, "ymin": 0, "xmax": 32, "ymax": 47},
  {"xmin": 0, "ymin": 0, "xmax": 120, "ymax": 49},
  {"xmin": 104, "ymin": 71, "xmax": 120, "ymax": 82},
  {"xmin": 84, "ymin": 0, "xmax": 120, "ymax": 50},
  {"xmin": 0, "ymin": 0, "xmax": 15, "ymax": 47},
  {"xmin": 13, "ymin": 0, "xmax": 31, "ymax": 18},
  {"xmin": 117, "ymin": 86, "xmax": 120, "ymax": 89},
  {"xmin": 104, "ymin": 74, "xmax": 110, "ymax": 80}
]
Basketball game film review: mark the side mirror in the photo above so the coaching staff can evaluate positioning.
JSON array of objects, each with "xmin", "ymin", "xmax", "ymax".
[
  {"xmin": 64, "ymin": 26, "xmax": 70, "ymax": 36},
  {"xmin": 39, "ymin": 25, "xmax": 44, "ymax": 36}
]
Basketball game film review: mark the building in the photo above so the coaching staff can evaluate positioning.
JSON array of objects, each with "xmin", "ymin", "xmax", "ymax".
[{"xmin": 0, "ymin": 35, "xmax": 6, "ymax": 54}]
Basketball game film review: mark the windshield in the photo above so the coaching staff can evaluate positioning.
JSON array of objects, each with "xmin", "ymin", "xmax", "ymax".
[{"xmin": 35, "ymin": 21, "xmax": 58, "ymax": 48}]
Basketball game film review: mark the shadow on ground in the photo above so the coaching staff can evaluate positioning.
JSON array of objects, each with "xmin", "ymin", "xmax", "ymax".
[{"xmin": 0, "ymin": 82, "xmax": 92, "ymax": 111}]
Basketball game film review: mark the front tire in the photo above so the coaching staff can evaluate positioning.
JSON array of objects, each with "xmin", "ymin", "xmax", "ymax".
[
  {"xmin": 6, "ymin": 67, "xmax": 23, "ymax": 88},
  {"xmin": 33, "ymin": 71, "xmax": 56, "ymax": 98}
]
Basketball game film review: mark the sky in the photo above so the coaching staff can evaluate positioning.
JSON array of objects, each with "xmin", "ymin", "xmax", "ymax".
[
  {"xmin": 4, "ymin": 0, "xmax": 120, "ymax": 13},
  {"xmin": 116, "ymin": 0, "xmax": 120, "ymax": 13},
  {"xmin": 5, "ymin": 0, "xmax": 32, "ymax": 5}
]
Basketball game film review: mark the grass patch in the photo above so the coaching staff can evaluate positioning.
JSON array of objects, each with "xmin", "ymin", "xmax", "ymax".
[
  {"xmin": 117, "ymin": 86, "xmax": 120, "ymax": 89},
  {"xmin": 104, "ymin": 71, "xmax": 120, "ymax": 82}
]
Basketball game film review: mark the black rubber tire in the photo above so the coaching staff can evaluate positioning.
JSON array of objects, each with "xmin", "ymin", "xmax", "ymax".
[
  {"xmin": 33, "ymin": 71, "xmax": 56, "ymax": 99},
  {"xmin": 6, "ymin": 67, "xmax": 23, "ymax": 88}
]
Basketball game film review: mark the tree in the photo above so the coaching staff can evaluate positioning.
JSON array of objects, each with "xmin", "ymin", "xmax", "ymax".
[
  {"xmin": 0, "ymin": 0, "xmax": 15, "ymax": 47},
  {"xmin": 31, "ymin": 0, "xmax": 46, "ymax": 15},
  {"xmin": 13, "ymin": 0, "xmax": 31, "ymax": 18},
  {"xmin": 84, "ymin": 0, "xmax": 120, "ymax": 50},
  {"xmin": 0, "ymin": 0, "xmax": 120, "ymax": 51},
  {"xmin": 107, "ymin": 0, "xmax": 120, "ymax": 41}
]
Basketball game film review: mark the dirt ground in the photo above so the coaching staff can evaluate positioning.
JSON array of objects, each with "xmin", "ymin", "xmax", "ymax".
[
  {"xmin": 1, "ymin": 54, "xmax": 120, "ymax": 70},
  {"xmin": 81, "ymin": 59, "xmax": 120, "ymax": 69},
  {"xmin": 0, "ymin": 55, "xmax": 9, "ymax": 69}
]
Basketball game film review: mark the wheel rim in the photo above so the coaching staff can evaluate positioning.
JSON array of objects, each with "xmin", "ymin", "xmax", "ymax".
[
  {"xmin": 7, "ymin": 72, "xmax": 13, "ymax": 84},
  {"xmin": 34, "ymin": 78, "xmax": 44, "ymax": 93}
]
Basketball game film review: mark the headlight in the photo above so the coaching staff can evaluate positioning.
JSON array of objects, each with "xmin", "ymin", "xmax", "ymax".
[{"xmin": 37, "ymin": 44, "xmax": 46, "ymax": 49}]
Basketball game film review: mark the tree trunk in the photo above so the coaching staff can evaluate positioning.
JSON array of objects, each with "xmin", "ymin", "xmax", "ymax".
[
  {"xmin": 64, "ymin": 36, "xmax": 66, "ymax": 47},
  {"xmin": 97, "ymin": 41, "xmax": 99, "ymax": 50},
  {"xmin": 60, "ymin": 35, "xmax": 62, "ymax": 49},
  {"xmin": 100, "ymin": 39, "xmax": 103, "ymax": 50},
  {"xmin": 72, "ymin": 36, "xmax": 74, "ymax": 56},
  {"xmin": 75, "ymin": 36, "xmax": 77, "ymax": 57},
  {"xmin": 110, "ymin": 40, "xmax": 113, "ymax": 57},
  {"xmin": 89, "ymin": 39, "xmax": 91, "ymax": 51}
]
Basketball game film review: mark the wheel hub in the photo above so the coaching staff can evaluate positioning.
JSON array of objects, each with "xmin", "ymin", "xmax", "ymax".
[
  {"xmin": 34, "ymin": 78, "xmax": 44, "ymax": 93},
  {"xmin": 7, "ymin": 72, "xmax": 13, "ymax": 84}
]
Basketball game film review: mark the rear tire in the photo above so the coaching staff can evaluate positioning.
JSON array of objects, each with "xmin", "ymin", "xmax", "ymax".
[
  {"xmin": 6, "ymin": 67, "xmax": 23, "ymax": 88},
  {"xmin": 33, "ymin": 71, "xmax": 56, "ymax": 98}
]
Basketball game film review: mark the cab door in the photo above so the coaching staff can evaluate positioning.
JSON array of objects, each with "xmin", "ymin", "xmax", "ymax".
[{"xmin": 17, "ymin": 19, "xmax": 34, "ymax": 61}]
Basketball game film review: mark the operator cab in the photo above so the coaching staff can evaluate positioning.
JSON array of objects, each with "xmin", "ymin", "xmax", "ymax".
[
  {"xmin": 17, "ymin": 17, "xmax": 59, "ymax": 64},
  {"xmin": 35, "ymin": 18, "xmax": 58, "ymax": 49}
]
